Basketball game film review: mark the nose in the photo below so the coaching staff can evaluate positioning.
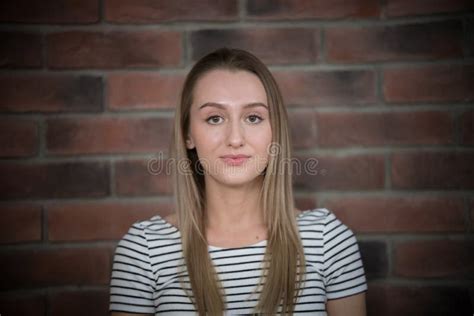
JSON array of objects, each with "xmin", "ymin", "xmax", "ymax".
[{"xmin": 227, "ymin": 119, "xmax": 245, "ymax": 148}]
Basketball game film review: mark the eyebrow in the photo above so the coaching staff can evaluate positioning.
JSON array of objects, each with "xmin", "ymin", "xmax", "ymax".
[{"xmin": 198, "ymin": 102, "xmax": 268, "ymax": 110}]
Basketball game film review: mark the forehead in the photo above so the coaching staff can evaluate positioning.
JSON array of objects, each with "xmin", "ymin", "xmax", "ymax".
[{"xmin": 192, "ymin": 69, "xmax": 267, "ymax": 106}]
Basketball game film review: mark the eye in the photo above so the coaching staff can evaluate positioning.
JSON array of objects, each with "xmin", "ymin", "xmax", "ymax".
[
  {"xmin": 246, "ymin": 114, "xmax": 264, "ymax": 124},
  {"xmin": 206, "ymin": 115, "xmax": 224, "ymax": 125}
]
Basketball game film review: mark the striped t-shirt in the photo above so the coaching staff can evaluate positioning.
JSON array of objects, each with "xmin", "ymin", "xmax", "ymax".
[{"xmin": 109, "ymin": 208, "xmax": 368, "ymax": 315}]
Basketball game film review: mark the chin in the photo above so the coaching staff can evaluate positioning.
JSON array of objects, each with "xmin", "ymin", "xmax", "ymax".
[
  {"xmin": 202, "ymin": 159, "xmax": 267, "ymax": 187},
  {"xmin": 211, "ymin": 172, "xmax": 264, "ymax": 188}
]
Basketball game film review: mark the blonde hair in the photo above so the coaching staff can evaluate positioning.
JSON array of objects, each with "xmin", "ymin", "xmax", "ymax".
[{"xmin": 169, "ymin": 48, "xmax": 306, "ymax": 315}]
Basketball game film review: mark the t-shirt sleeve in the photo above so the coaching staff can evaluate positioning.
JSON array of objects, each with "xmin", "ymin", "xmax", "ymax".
[
  {"xmin": 109, "ymin": 222, "xmax": 156, "ymax": 314},
  {"xmin": 322, "ymin": 210, "xmax": 368, "ymax": 300}
]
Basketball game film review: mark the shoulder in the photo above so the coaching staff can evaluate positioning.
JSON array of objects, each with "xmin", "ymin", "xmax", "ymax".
[
  {"xmin": 163, "ymin": 213, "xmax": 178, "ymax": 227},
  {"xmin": 296, "ymin": 208, "xmax": 333, "ymax": 237},
  {"xmin": 296, "ymin": 207, "xmax": 335, "ymax": 225},
  {"xmin": 120, "ymin": 213, "xmax": 178, "ymax": 243},
  {"xmin": 114, "ymin": 214, "xmax": 179, "ymax": 256},
  {"xmin": 296, "ymin": 208, "xmax": 356, "ymax": 240}
]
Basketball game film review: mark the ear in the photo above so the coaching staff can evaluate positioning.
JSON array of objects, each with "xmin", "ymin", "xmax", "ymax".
[{"xmin": 185, "ymin": 137, "xmax": 195, "ymax": 149}]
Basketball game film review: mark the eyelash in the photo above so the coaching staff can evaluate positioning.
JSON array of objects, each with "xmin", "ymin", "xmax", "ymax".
[{"xmin": 206, "ymin": 114, "xmax": 264, "ymax": 125}]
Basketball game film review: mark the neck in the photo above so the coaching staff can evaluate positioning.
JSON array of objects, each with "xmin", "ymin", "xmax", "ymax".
[{"xmin": 204, "ymin": 176, "xmax": 265, "ymax": 232}]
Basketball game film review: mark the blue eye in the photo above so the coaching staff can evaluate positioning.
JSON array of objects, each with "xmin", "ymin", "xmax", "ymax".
[{"xmin": 206, "ymin": 115, "xmax": 223, "ymax": 125}]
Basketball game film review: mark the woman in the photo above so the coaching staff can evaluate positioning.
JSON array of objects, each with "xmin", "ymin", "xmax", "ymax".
[{"xmin": 109, "ymin": 48, "xmax": 367, "ymax": 315}]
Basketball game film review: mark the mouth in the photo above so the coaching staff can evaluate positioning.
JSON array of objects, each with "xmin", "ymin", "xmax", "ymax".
[{"xmin": 220, "ymin": 155, "xmax": 251, "ymax": 166}]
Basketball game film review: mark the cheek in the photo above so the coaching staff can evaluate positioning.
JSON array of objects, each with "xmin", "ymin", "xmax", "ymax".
[
  {"xmin": 252, "ymin": 130, "xmax": 272, "ymax": 172},
  {"xmin": 190, "ymin": 126, "xmax": 223, "ymax": 154},
  {"xmin": 251, "ymin": 131, "xmax": 272, "ymax": 161},
  {"xmin": 259, "ymin": 126, "xmax": 273, "ymax": 151}
]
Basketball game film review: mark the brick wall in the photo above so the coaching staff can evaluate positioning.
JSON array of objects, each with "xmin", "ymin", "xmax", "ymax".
[{"xmin": 1, "ymin": 1, "xmax": 473, "ymax": 315}]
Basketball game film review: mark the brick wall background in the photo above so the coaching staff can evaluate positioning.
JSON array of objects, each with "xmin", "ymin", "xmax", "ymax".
[{"xmin": 1, "ymin": 0, "xmax": 473, "ymax": 315}]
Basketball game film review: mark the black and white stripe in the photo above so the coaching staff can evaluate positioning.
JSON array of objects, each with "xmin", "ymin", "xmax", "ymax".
[{"xmin": 110, "ymin": 208, "xmax": 367, "ymax": 315}]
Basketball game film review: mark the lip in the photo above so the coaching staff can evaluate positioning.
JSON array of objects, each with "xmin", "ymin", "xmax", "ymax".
[{"xmin": 220, "ymin": 154, "xmax": 251, "ymax": 166}]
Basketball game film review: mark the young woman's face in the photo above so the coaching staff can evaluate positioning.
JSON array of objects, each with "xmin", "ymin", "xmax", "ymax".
[{"xmin": 186, "ymin": 69, "xmax": 272, "ymax": 187}]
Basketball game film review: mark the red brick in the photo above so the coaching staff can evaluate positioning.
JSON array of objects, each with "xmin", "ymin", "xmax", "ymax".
[
  {"xmin": 115, "ymin": 159, "xmax": 173, "ymax": 196},
  {"xmin": 105, "ymin": 0, "xmax": 238, "ymax": 23},
  {"xmin": 247, "ymin": 0, "xmax": 380, "ymax": 19},
  {"xmin": 383, "ymin": 65, "xmax": 474, "ymax": 103},
  {"xmin": 386, "ymin": 0, "xmax": 474, "ymax": 17},
  {"xmin": 0, "ymin": 204, "xmax": 42, "ymax": 243},
  {"xmin": 0, "ymin": 119, "xmax": 38, "ymax": 157},
  {"xmin": 0, "ymin": 0, "xmax": 99, "ymax": 23},
  {"xmin": 49, "ymin": 289, "xmax": 108, "ymax": 316},
  {"xmin": 288, "ymin": 110, "xmax": 317, "ymax": 149},
  {"xmin": 190, "ymin": 28, "xmax": 319, "ymax": 65},
  {"xmin": 293, "ymin": 154, "xmax": 384, "ymax": 191},
  {"xmin": 0, "ymin": 293, "xmax": 46, "ymax": 316},
  {"xmin": 325, "ymin": 196, "xmax": 466, "ymax": 233},
  {"xmin": 0, "ymin": 247, "xmax": 111, "ymax": 289},
  {"xmin": 276, "ymin": 70, "xmax": 376, "ymax": 106},
  {"xmin": 394, "ymin": 240, "xmax": 474, "ymax": 278},
  {"xmin": 0, "ymin": 32, "xmax": 42, "ymax": 68},
  {"xmin": 46, "ymin": 117, "xmax": 172, "ymax": 155},
  {"xmin": 326, "ymin": 20, "xmax": 462, "ymax": 63},
  {"xmin": 391, "ymin": 152, "xmax": 474, "ymax": 190},
  {"xmin": 316, "ymin": 111, "xmax": 453, "ymax": 147},
  {"xmin": 0, "ymin": 162, "xmax": 109, "ymax": 199},
  {"xmin": 367, "ymin": 284, "xmax": 472, "ymax": 316},
  {"xmin": 47, "ymin": 201, "xmax": 173, "ymax": 241},
  {"xmin": 461, "ymin": 110, "xmax": 474, "ymax": 145},
  {"xmin": 294, "ymin": 196, "xmax": 318, "ymax": 211},
  {"xmin": 107, "ymin": 73, "xmax": 184, "ymax": 110},
  {"xmin": 47, "ymin": 31, "xmax": 181, "ymax": 69},
  {"xmin": 0, "ymin": 74, "xmax": 102, "ymax": 112}
]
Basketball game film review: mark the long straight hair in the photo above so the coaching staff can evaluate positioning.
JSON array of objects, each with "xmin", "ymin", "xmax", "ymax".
[{"xmin": 169, "ymin": 48, "xmax": 306, "ymax": 315}]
